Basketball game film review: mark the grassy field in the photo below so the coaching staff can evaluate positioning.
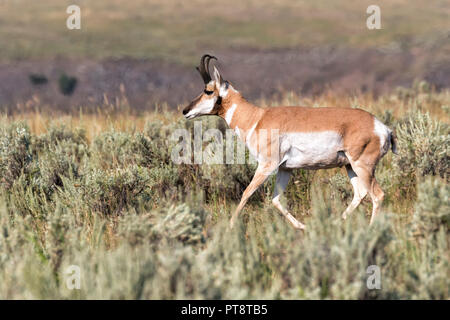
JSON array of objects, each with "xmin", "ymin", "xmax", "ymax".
[
  {"xmin": 0, "ymin": 0, "xmax": 448, "ymax": 64},
  {"xmin": 0, "ymin": 85, "xmax": 448, "ymax": 299},
  {"xmin": 0, "ymin": 0, "xmax": 448, "ymax": 300}
]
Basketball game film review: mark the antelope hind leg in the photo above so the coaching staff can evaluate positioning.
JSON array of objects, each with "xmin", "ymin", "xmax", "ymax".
[{"xmin": 272, "ymin": 169, "xmax": 305, "ymax": 230}]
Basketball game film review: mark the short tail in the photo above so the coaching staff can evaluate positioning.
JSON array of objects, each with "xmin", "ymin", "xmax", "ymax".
[{"xmin": 389, "ymin": 130, "xmax": 398, "ymax": 154}]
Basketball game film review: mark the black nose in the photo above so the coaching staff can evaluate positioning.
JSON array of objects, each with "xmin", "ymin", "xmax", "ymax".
[{"xmin": 182, "ymin": 108, "xmax": 188, "ymax": 115}]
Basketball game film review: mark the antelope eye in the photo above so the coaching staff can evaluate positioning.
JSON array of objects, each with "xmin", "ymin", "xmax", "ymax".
[{"xmin": 204, "ymin": 90, "xmax": 214, "ymax": 95}]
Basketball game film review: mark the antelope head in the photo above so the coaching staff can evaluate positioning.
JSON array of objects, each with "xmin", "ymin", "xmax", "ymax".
[{"xmin": 183, "ymin": 54, "xmax": 230, "ymax": 119}]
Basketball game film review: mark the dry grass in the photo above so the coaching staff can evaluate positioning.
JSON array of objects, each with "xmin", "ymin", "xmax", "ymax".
[{"xmin": 5, "ymin": 84, "xmax": 448, "ymax": 142}]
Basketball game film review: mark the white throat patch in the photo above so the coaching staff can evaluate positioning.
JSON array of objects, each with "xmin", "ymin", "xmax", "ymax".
[
  {"xmin": 185, "ymin": 97, "xmax": 216, "ymax": 118},
  {"xmin": 224, "ymin": 103, "xmax": 237, "ymax": 125}
]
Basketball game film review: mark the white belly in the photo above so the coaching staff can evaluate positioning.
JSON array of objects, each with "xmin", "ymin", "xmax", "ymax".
[{"xmin": 279, "ymin": 131, "xmax": 349, "ymax": 169}]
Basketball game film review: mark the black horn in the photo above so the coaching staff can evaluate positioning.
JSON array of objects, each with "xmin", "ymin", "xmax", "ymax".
[{"xmin": 196, "ymin": 54, "xmax": 217, "ymax": 84}]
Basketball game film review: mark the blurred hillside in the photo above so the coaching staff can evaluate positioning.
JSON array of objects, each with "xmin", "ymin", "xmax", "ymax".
[{"xmin": 0, "ymin": 0, "xmax": 449, "ymax": 110}]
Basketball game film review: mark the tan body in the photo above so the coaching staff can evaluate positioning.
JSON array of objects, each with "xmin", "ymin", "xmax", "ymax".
[{"xmin": 183, "ymin": 55, "xmax": 397, "ymax": 229}]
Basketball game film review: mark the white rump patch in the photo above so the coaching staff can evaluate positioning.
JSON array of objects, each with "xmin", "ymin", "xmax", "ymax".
[{"xmin": 373, "ymin": 118, "xmax": 390, "ymax": 154}]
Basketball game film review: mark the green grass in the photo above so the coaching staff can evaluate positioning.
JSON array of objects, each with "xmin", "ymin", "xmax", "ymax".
[
  {"xmin": 0, "ymin": 88, "xmax": 448, "ymax": 299},
  {"xmin": 0, "ymin": 0, "xmax": 448, "ymax": 64}
]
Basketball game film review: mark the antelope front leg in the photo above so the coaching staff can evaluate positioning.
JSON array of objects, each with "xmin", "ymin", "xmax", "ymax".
[{"xmin": 229, "ymin": 162, "xmax": 278, "ymax": 228}]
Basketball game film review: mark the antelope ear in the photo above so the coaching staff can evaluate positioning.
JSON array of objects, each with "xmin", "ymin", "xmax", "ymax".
[{"xmin": 213, "ymin": 66, "xmax": 223, "ymax": 85}]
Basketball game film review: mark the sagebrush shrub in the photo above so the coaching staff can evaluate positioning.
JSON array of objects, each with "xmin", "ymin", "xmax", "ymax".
[
  {"xmin": 92, "ymin": 131, "xmax": 135, "ymax": 168},
  {"xmin": 394, "ymin": 110, "xmax": 449, "ymax": 178},
  {"xmin": 0, "ymin": 123, "xmax": 33, "ymax": 189},
  {"xmin": 33, "ymin": 125, "xmax": 88, "ymax": 159},
  {"xmin": 37, "ymin": 145, "xmax": 80, "ymax": 197},
  {"xmin": 412, "ymin": 177, "xmax": 449, "ymax": 237},
  {"xmin": 118, "ymin": 204, "xmax": 207, "ymax": 246},
  {"xmin": 80, "ymin": 166, "xmax": 151, "ymax": 215},
  {"xmin": 152, "ymin": 204, "xmax": 207, "ymax": 245}
]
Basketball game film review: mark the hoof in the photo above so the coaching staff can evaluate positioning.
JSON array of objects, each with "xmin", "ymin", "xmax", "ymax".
[{"xmin": 294, "ymin": 222, "xmax": 306, "ymax": 230}]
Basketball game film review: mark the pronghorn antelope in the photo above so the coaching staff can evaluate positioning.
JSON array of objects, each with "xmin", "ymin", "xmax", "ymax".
[{"xmin": 183, "ymin": 54, "xmax": 397, "ymax": 230}]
